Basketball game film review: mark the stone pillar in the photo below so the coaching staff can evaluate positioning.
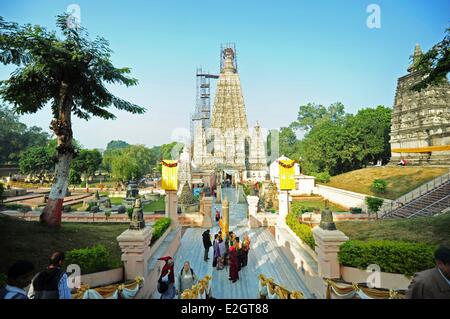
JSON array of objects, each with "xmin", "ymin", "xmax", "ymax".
[
  {"xmin": 312, "ymin": 227, "xmax": 349, "ymax": 279},
  {"xmin": 278, "ymin": 191, "xmax": 289, "ymax": 226},
  {"xmin": 222, "ymin": 197, "xmax": 229, "ymax": 240},
  {"xmin": 165, "ymin": 190, "xmax": 179, "ymax": 228},
  {"xmin": 201, "ymin": 196, "xmax": 213, "ymax": 228},
  {"xmin": 216, "ymin": 185, "xmax": 222, "ymax": 204},
  {"xmin": 117, "ymin": 227, "xmax": 152, "ymax": 280},
  {"xmin": 247, "ymin": 195, "xmax": 260, "ymax": 228}
]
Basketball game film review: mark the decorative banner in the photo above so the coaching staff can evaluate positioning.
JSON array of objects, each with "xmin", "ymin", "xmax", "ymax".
[
  {"xmin": 161, "ymin": 160, "xmax": 178, "ymax": 191},
  {"xmin": 279, "ymin": 159, "xmax": 296, "ymax": 190}
]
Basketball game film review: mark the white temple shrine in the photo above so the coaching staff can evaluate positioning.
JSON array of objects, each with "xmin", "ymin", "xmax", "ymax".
[{"xmin": 269, "ymin": 155, "xmax": 316, "ymax": 195}]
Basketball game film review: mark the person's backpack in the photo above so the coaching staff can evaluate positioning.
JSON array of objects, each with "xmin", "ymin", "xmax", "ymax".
[
  {"xmin": 32, "ymin": 268, "xmax": 65, "ymax": 299},
  {"xmin": 157, "ymin": 277, "xmax": 168, "ymax": 294}
]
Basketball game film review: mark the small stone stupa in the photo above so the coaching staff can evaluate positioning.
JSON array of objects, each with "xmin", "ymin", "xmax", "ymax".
[
  {"xmin": 129, "ymin": 198, "xmax": 145, "ymax": 230},
  {"xmin": 319, "ymin": 200, "xmax": 336, "ymax": 231}
]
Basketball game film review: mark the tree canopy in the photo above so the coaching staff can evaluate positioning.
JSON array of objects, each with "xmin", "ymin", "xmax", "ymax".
[
  {"xmin": 0, "ymin": 104, "xmax": 50, "ymax": 165},
  {"xmin": 290, "ymin": 102, "xmax": 346, "ymax": 132},
  {"xmin": 0, "ymin": 14, "xmax": 146, "ymax": 121},
  {"xmin": 281, "ymin": 103, "xmax": 392, "ymax": 176},
  {"xmin": 106, "ymin": 140, "xmax": 130, "ymax": 151},
  {"xmin": 412, "ymin": 28, "xmax": 450, "ymax": 91}
]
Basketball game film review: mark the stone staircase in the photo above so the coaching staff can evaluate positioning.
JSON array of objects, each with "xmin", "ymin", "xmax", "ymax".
[{"xmin": 387, "ymin": 181, "xmax": 450, "ymax": 218}]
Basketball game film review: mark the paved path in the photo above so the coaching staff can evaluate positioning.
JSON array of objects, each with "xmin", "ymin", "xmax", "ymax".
[{"xmin": 164, "ymin": 187, "xmax": 312, "ymax": 299}]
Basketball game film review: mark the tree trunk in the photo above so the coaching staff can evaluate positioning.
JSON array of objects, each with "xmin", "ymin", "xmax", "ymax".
[{"xmin": 40, "ymin": 82, "xmax": 73, "ymax": 227}]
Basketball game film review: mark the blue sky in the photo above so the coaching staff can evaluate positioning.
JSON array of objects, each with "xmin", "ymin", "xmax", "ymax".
[{"xmin": 0, "ymin": 0, "xmax": 449, "ymax": 149}]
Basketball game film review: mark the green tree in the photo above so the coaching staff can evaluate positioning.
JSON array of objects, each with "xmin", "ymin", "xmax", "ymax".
[
  {"xmin": 18, "ymin": 145, "xmax": 54, "ymax": 181},
  {"xmin": 110, "ymin": 145, "xmax": 152, "ymax": 182},
  {"xmin": 290, "ymin": 102, "xmax": 346, "ymax": 132},
  {"xmin": 365, "ymin": 196, "xmax": 384, "ymax": 218},
  {"xmin": 297, "ymin": 105, "xmax": 391, "ymax": 176},
  {"xmin": 106, "ymin": 140, "xmax": 129, "ymax": 151},
  {"xmin": 344, "ymin": 105, "xmax": 392, "ymax": 166},
  {"xmin": 279, "ymin": 127, "xmax": 300, "ymax": 160},
  {"xmin": 412, "ymin": 28, "xmax": 449, "ymax": 91},
  {"xmin": 0, "ymin": 15, "xmax": 146, "ymax": 226},
  {"xmin": 0, "ymin": 104, "xmax": 50, "ymax": 165},
  {"xmin": 71, "ymin": 149, "xmax": 103, "ymax": 187}
]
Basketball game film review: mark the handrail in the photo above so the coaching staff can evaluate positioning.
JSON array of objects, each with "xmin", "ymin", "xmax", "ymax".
[
  {"xmin": 407, "ymin": 195, "xmax": 450, "ymax": 219},
  {"xmin": 380, "ymin": 171, "xmax": 450, "ymax": 218}
]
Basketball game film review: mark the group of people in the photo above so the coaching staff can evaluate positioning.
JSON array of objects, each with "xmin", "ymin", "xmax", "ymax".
[
  {"xmin": 202, "ymin": 228, "xmax": 251, "ymax": 284},
  {"xmin": 1, "ymin": 252, "xmax": 71, "ymax": 299},
  {"xmin": 157, "ymin": 256, "xmax": 202, "ymax": 299}
]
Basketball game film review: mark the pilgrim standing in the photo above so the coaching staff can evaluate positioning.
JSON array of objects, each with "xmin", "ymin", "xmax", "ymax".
[{"xmin": 158, "ymin": 256, "xmax": 176, "ymax": 299}]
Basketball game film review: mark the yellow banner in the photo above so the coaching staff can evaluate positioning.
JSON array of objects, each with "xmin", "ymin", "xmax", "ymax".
[
  {"xmin": 279, "ymin": 160, "xmax": 296, "ymax": 190},
  {"xmin": 391, "ymin": 145, "xmax": 450, "ymax": 153},
  {"xmin": 161, "ymin": 160, "xmax": 178, "ymax": 191}
]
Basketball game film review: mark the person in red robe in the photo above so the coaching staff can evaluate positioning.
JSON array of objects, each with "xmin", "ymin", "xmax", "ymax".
[
  {"xmin": 158, "ymin": 256, "xmax": 175, "ymax": 299},
  {"xmin": 228, "ymin": 243, "xmax": 239, "ymax": 283}
]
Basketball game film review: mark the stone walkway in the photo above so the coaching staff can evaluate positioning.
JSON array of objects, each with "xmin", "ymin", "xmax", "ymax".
[{"xmin": 156, "ymin": 187, "xmax": 312, "ymax": 299}]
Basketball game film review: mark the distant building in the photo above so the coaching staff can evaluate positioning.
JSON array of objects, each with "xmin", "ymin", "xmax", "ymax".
[{"xmin": 389, "ymin": 44, "xmax": 450, "ymax": 165}]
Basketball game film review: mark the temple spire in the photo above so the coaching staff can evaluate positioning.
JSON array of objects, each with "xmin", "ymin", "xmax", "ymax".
[
  {"xmin": 408, "ymin": 43, "xmax": 423, "ymax": 73},
  {"xmin": 222, "ymin": 48, "xmax": 236, "ymax": 74}
]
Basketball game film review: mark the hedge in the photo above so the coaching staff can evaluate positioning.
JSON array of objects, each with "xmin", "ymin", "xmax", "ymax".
[
  {"xmin": 66, "ymin": 244, "xmax": 111, "ymax": 274},
  {"xmin": 150, "ymin": 217, "xmax": 171, "ymax": 245},
  {"xmin": 286, "ymin": 212, "xmax": 315, "ymax": 250},
  {"xmin": 290, "ymin": 201, "xmax": 310, "ymax": 216},
  {"xmin": 338, "ymin": 240, "xmax": 436, "ymax": 277}
]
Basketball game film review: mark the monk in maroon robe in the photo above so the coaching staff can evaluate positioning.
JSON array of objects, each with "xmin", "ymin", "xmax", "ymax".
[{"xmin": 228, "ymin": 244, "xmax": 239, "ymax": 283}]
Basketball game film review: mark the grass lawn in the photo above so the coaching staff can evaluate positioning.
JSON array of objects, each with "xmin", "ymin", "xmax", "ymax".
[
  {"xmin": 323, "ymin": 167, "xmax": 449, "ymax": 200},
  {"xmin": 110, "ymin": 197, "xmax": 124, "ymax": 205},
  {"xmin": 70, "ymin": 202, "xmax": 84, "ymax": 211},
  {"xmin": 143, "ymin": 197, "xmax": 165, "ymax": 212},
  {"xmin": 0, "ymin": 214, "xmax": 128, "ymax": 275},
  {"xmin": 336, "ymin": 212, "xmax": 450, "ymax": 247},
  {"xmin": 292, "ymin": 200, "xmax": 347, "ymax": 212}
]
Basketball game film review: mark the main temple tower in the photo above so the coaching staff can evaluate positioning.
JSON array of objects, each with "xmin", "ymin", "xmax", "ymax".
[{"xmin": 210, "ymin": 45, "xmax": 248, "ymax": 170}]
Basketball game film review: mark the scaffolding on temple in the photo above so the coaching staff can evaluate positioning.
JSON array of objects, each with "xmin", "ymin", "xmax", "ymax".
[{"xmin": 190, "ymin": 67, "xmax": 218, "ymax": 147}]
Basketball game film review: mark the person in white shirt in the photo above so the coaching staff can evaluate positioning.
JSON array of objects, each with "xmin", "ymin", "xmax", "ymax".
[{"xmin": 0, "ymin": 260, "xmax": 35, "ymax": 299}]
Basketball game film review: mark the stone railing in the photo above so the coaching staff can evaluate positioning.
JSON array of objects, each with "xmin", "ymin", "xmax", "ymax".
[
  {"xmin": 380, "ymin": 171, "xmax": 450, "ymax": 218},
  {"xmin": 257, "ymin": 274, "xmax": 304, "ymax": 299}
]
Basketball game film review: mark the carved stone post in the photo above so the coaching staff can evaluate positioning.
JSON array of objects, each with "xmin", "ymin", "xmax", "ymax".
[
  {"xmin": 278, "ymin": 191, "xmax": 289, "ymax": 226},
  {"xmin": 312, "ymin": 227, "xmax": 349, "ymax": 279},
  {"xmin": 201, "ymin": 196, "xmax": 213, "ymax": 228},
  {"xmin": 165, "ymin": 190, "xmax": 179, "ymax": 228},
  {"xmin": 247, "ymin": 195, "xmax": 260, "ymax": 228},
  {"xmin": 117, "ymin": 226, "xmax": 152, "ymax": 280},
  {"xmin": 216, "ymin": 185, "xmax": 222, "ymax": 204}
]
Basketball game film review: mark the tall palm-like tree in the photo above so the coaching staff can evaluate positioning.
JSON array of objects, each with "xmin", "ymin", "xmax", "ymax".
[{"xmin": 0, "ymin": 14, "xmax": 146, "ymax": 227}]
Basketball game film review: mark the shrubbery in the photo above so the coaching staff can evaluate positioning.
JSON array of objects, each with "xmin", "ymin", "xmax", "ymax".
[
  {"xmin": 290, "ymin": 201, "xmax": 309, "ymax": 216},
  {"xmin": 365, "ymin": 196, "xmax": 384, "ymax": 215},
  {"xmin": 350, "ymin": 207, "xmax": 363, "ymax": 214},
  {"xmin": 312, "ymin": 171, "xmax": 331, "ymax": 183},
  {"xmin": 150, "ymin": 217, "xmax": 171, "ymax": 245},
  {"xmin": 338, "ymin": 240, "xmax": 436, "ymax": 277},
  {"xmin": 286, "ymin": 212, "xmax": 315, "ymax": 249},
  {"xmin": 66, "ymin": 244, "xmax": 111, "ymax": 274},
  {"xmin": 371, "ymin": 179, "xmax": 388, "ymax": 194}
]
